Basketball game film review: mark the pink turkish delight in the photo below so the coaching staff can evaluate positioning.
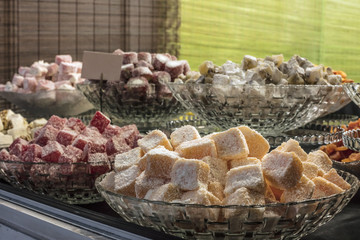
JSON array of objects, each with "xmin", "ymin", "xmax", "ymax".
[
  {"xmin": 23, "ymin": 76, "xmax": 38, "ymax": 92},
  {"xmin": 72, "ymin": 61, "xmax": 83, "ymax": 73},
  {"xmin": 89, "ymin": 111, "xmax": 111, "ymax": 133},
  {"xmin": 36, "ymin": 79, "xmax": 55, "ymax": 92},
  {"xmin": 58, "ymin": 145, "xmax": 83, "ymax": 163},
  {"xmin": 138, "ymin": 52, "xmax": 152, "ymax": 64},
  {"xmin": 119, "ymin": 124, "xmax": 140, "ymax": 148},
  {"xmin": 56, "ymin": 129, "xmax": 78, "ymax": 146},
  {"xmin": 59, "ymin": 62, "xmax": 78, "ymax": 75},
  {"xmin": 9, "ymin": 144, "xmax": 26, "ymax": 158},
  {"xmin": 102, "ymin": 125, "xmax": 122, "ymax": 138},
  {"xmin": 55, "ymin": 55, "xmax": 72, "ymax": 65},
  {"xmin": 113, "ymin": 49, "xmax": 124, "ymax": 55},
  {"xmin": 18, "ymin": 66, "xmax": 31, "ymax": 76},
  {"xmin": 88, "ymin": 152, "xmax": 110, "ymax": 174},
  {"xmin": 153, "ymin": 54, "xmax": 170, "ymax": 71},
  {"xmin": 12, "ymin": 74, "xmax": 24, "ymax": 87},
  {"xmin": 30, "ymin": 62, "xmax": 48, "ymax": 77},
  {"xmin": 35, "ymin": 125, "xmax": 59, "ymax": 146},
  {"xmin": 123, "ymin": 52, "xmax": 138, "ymax": 65},
  {"xmin": 132, "ymin": 67, "xmax": 153, "ymax": 81},
  {"xmin": 22, "ymin": 144, "xmax": 42, "ymax": 162},
  {"xmin": 0, "ymin": 149, "xmax": 11, "ymax": 161},
  {"xmin": 46, "ymin": 63, "xmax": 59, "ymax": 77},
  {"xmin": 72, "ymin": 135, "xmax": 91, "ymax": 150},
  {"xmin": 9, "ymin": 138, "xmax": 28, "ymax": 151},
  {"xmin": 45, "ymin": 115, "xmax": 67, "ymax": 130},
  {"xmin": 41, "ymin": 141, "xmax": 64, "ymax": 162},
  {"xmin": 66, "ymin": 117, "xmax": 86, "ymax": 133},
  {"xmin": 105, "ymin": 135, "xmax": 131, "ymax": 156}
]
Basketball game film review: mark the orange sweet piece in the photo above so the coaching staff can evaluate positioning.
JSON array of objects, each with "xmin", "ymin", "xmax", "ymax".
[{"xmin": 335, "ymin": 146, "xmax": 348, "ymax": 151}]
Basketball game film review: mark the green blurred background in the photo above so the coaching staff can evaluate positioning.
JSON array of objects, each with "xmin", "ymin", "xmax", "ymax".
[{"xmin": 180, "ymin": 0, "xmax": 360, "ymax": 82}]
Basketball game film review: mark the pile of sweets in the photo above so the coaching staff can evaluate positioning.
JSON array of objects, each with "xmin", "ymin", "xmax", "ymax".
[
  {"xmin": 0, "ymin": 111, "xmax": 141, "ymax": 176},
  {"xmin": 108, "ymin": 49, "xmax": 200, "ymax": 98},
  {"xmin": 0, "ymin": 55, "xmax": 85, "ymax": 93},
  {"xmin": 321, "ymin": 118, "xmax": 360, "ymax": 162},
  {"xmin": 0, "ymin": 109, "xmax": 46, "ymax": 147},
  {"xmin": 100, "ymin": 125, "xmax": 350, "ymax": 210},
  {"xmin": 196, "ymin": 54, "xmax": 348, "ymax": 86}
]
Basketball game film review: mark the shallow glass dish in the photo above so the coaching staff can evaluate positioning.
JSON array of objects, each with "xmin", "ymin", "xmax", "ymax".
[
  {"xmin": 167, "ymin": 83, "xmax": 349, "ymax": 135},
  {"xmin": 0, "ymin": 89, "xmax": 94, "ymax": 117},
  {"xmin": 0, "ymin": 160, "xmax": 105, "ymax": 204},
  {"xmin": 343, "ymin": 83, "xmax": 360, "ymax": 108},
  {"xmin": 77, "ymin": 81, "xmax": 185, "ymax": 132},
  {"xmin": 96, "ymin": 171, "xmax": 358, "ymax": 240}
]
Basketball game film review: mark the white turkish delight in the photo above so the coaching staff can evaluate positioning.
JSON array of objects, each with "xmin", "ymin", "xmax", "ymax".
[
  {"xmin": 30, "ymin": 61, "xmax": 49, "ymax": 77},
  {"xmin": 327, "ymin": 74, "xmax": 342, "ymax": 85},
  {"xmin": 240, "ymin": 55, "xmax": 258, "ymax": 70},
  {"xmin": 245, "ymin": 70, "xmax": 265, "ymax": 85},
  {"xmin": 59, "ymin": 62, "xmax": 78, "ymax": 74},
  {"xmin": 23, "ymin": 77, "xmax": 38, "ymax": 92},
  {"xmin": 46, "ymin": 63, "xmax": 59, "ymax": 77},
  {"xmin": 222, "ymin": 60, "xmax": 241, "ymax": 75},
  {"xmin": 305, "ymin": 66, "xmax": 323, "ymax": 84},
  {"xmin": 18, "ymin": 66, "xmax": 31, "ymax": 76},
  {"xmin": 36, "ymin": 80, "xmax": 55, "ymax": 92},
  {"xmin": 213, "ymin": 74, "xmax": 230, "ymax": 85}
]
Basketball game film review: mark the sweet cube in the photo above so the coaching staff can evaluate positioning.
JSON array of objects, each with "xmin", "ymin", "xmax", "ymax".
[
  {"xmin": 88, "ymin": 152, "xmax": 111, "ymax": 175},
  {"xmin": 302, "ymin": 162, "xmax": 323, "ymax": 179},
  {"xmin": 114, "ymin": 147, "xmax": 143, "ymax": 171},
  {"xmin": 323, "ymin": 169, "xmax": 351, "ymax": 190},
  {"xmin": 307, "ymin": 150, "xmax": 333, "ymax": 173},
  {"xmin": 137, "ymin": 130, "xmax": 173, "ymax": 152},
  {"xmin": 22, "ymin": 144, "xmax": 42, "ymax": 162},
  {"xmin": 170, "ymin": 125, "xmax": 201, "ymax": 149},
  {"xmin": 312, "ymin": 177, "xmax": 344, "ymax": 199},
  {"xmin": 56, "ymin": 129, "xmax": 77, "ymax": 146},
  {"xmin": 66, "ymin": 118, "xmax": 86, "ymax": 133},
  {"xmin": 41, "ymin": 141, "xmax": 64, "ymax": 162},
  {"xmin": 144, "ymin": 183, "xmax": 182, "ymax": 202},
  {"xmin": 58, "ymin": 145, "xmax": 83, "ymax": 163},
  {"xmin": 175, "ymin": 138, "xmax": 217, "ymax": 160},
  {"xmin": 202, "ymin": 156, "xmax": 228, "ymax": 186},
  {"xmin": 135, "ymin": 171, "xmax": 168, "ymax": 199},
  {"xmin": 238, "ymin": 126, "xmax": 270, "ymax": 159},
  {"xmin": 280, "ymin": 175, "xmax": 315, "ymax": 203},
  {"xmin": 276, "ymin": 139, "xmax": 307, "ymax": 161},
  {"xmin": 229, "ymin": 157, "xmax": 261, "ymax": 169},
  {"xmin": 35, "ymin": 125, "xmax": 59, "ymax": 146},
  {"xmin": 114, "ymin": 165, "xmax": 141, "ymax": 197},
  {"xmin": 72, "ymin": 135, "xmax": 90, "ymax": 150},
  {"xmin": 99, "ymin": 171, "xmax": 116, "ymax": 192},
  {"xmin": 207, "ymin": 181, "xmax": 225, "ymax": 201},
  {"xmin": 45, "ymin": 115, "xmax": 67, "ymax": 130},
  {"xmin": 89, "ymin": 111, "xmax": 111, "ymax": 133},
  {"xmin": 105, "ymin": 135, "xmax": 131, "ymax": 156},
  {"xmin": 144, "ymin": 146, "xmax": 179, "ymax": 178},
  {"xmin": 171, "ymin": 158, "xmax": 210, "ymax": 191}
]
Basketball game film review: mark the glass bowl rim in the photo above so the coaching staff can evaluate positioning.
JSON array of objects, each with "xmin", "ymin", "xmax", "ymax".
[{"xmin": 95, "ymin": 170, "xmax": 359, "ymax": 209}]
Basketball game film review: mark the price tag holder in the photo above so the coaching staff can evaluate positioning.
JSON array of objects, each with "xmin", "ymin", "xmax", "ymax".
[{"xmin": 81, "ymin": 51, "xmax": 122, "ymax": 81}]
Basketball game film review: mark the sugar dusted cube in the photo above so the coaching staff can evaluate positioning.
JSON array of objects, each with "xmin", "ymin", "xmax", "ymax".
[
  {"xmin": 261, "ymin": 150, "xmax": 303, "ymax": 190},
  {"xmin": 312, "ymin": 177, "xmax": 344, "ymax": 199},
  {"xmin": 229, "ymin": 157, "xmax": 261, "ymax": 169},
  {"xmin": 276, "ymin": 139, "xmax": 307, "ymax": 162},
  {"xmin": 145, "ymin": 146, "xmax": 179, "ymax": 178},
  {"xmin": 138, "ymin": 130, "xmax": 173, "ymax": 152},
  {"xmin": 181, "ymin": 187, "xmax": 221, "ymax": 205},
  {"xmin": 122, "ymin": 52, "xmax": 138, "ymax": 65},
  {"xmin": 307, "ymin": 150, "xmax": 333, "ymax": 173},
  {"xmin": 280, "ymin": 175, "xmax": 315, "ymax": 203},
  {"xmin": 323, "ymin": 168, "xmax": 350, "ymax": 190},
  {"xmin": 102, "ymin": 125, "xmax": 122, "ymax": 138},
  {"xmin": 170, "ymin": 125, "xmax": 201, "ymax": 149},
  {"xmin": 9, "ymin": 138, "xmax": 28, "ymax": 151},
  {"xmin": 114, "ymin": 165, "xmax": 141, "ymax": 197},
  {"xmin": 22, "ymin": 144, "xmax": 42, "ymax": 162},
  {"xmin": 58, "ymin": 145, "xmax": 83, "ymax": 163},
  {"xmin": 56, "ymin": 129, "xmax": 77, "ymax": 146},
  {"xmin": 118, "ymin": 124, "xmax": 140, "ymax": 148},
  {"xmin": 175, "ymin": 138, "xmax": 217, "ymax": 160},
  {"xmin": 302, "ymin": 162, "xmax": 322, "ymax": 179},
  {"xmin": 88, "ymin": 152, "xmax": 110, "ymax": 174},
  {"xmin": 41, "ymin": 141, "xmax": 64, "ymax": 162},
  {"xmin": 9, "ymin": 143, "xmax": 27, "ymax": 158},
  {"xmin": 171, "ymin": 158, "xmax": 210, "ymax": 191},
  {"xmin": 35, "ymin": 125, "xmax": 59, "ymax": 146},
  {"xmin": 114, "ymin": 147, "xmax": 143, "ymax": 171},
  {"xmin": 202, "ymin": 156, "xmax": 228, "ymax": 186},
  {"xmin": 72, "ymin": 135, "xmax": 90, "ymax": 150},
  {"xmin": 225, "ymin": 164, "xmax": 265, "ymax": 196},
  {"xmin": 90, "ymin": 111, "xmax": 111, "ymax": 133},
  {"xmin": 135, "ymin": 171, "xmax": 168, "ymax": 198},
  {"xmin": 99, "ymin": 171, "xmax": 116, "ymax": 192},
  {"xmin": 238, "ymin": 126, "xmax": 269, "ymax": 159},
  {"xmin": 45, "ymin": 115, "xmax": 67, "ymax": 130},
  {"xmin": 82, "ymin": 142, "xmax": 106, "ymax": 161},
  {"xmin": 55, "ymin": 55, "xmax": 72, "ymax": 65},
  {"xmin": 210, "ymin": 128, "xmax": 249, "ymax": 160},
  {"xmin": 208, "ymin": 181, "xmax": 225, "ymax": 201},
  {"xmin": 144, "ymin": 183, "xmax": 182, "ymax": 202},
  {"xmin": 105, "ymin": 135, "xmax": 131, "ymax": 156},
  {"xmin": 66, "ymin": 117, "xmax": 86, "ymax": 133},
  {"xmin": 265, "ymin": 184, "xmax": 277, "ymax": 203}
]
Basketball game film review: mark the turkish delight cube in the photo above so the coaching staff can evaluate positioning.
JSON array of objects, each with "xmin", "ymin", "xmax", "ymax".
[
  {"xmin": 114, "ymin": 147, "xmax": 143, "ymax": 171},
  {"xmin": 307, "ymin": 150, "xmax": 333, "ymax": 173},
  {"xmin": 58, "ymin": 145, "xmax": 83, "ymax": 163},
  {"xmin": 144, "ymin": 146, "xmax": 179, "ymax": 178},
  {"xmin": 56, "ymin": 129, "xmax": 78, "ymax": 146},
  {"xmin": 171, "ymin": 158, "xmax": 210, "ymax": 191},
  {"xmin": 72, "ymin": 135, "xmax": 90, "ymax": 150},
  {"xmin": 145, "ymin": 183, "xmax": 182, "ymax": 202},
  {"xmin": 23, "ymin": 77, "xmax": 38, "ymax": 92},
  {"xmin": 153, "ymin": 54, "xmax": 170, "ymax": 71},
  {"xmin": 9, "ymin": 138, "xmax": 28, "ymax": 151},
  {"xmin": 118, "ymin": 124, "xmax": 140, "ymax": 148},
  {"xmin": 105, "ymin": 135, "xmax": 131, "ymax": 156},
  {"xmin": 137, "ymin": 130, "xmax": 173, "ymax": 153},
  {"xmin": 9, "ymin": 143, "xmax": 27, "ymax": 158},
  {"xmin": 122, "ymin": 52, "xmax": 138, "ymax": 65},
  {"xmin": 99, "ymin": 171, "xmax": 116, "ymax": 192},
  {"xmin": 229, "ymin": 157, "xmax": 261, "ymax": 169},
  {"xmin": 88, "ymin": 152, "xmax": 110, "ymax": 175},
  {"xmin": 175, "ymin": 138, "xmax": 217, "ymax": 160},
  {"xmin": 66, "ymin": 118, "xmax": 86, "ymax": 133},
  {"xmin": 238, "ymin": 126, "xmax": 270, "ymax": 160},
  {"xmin": 138, "ymin": 52, "xmax": 152, "ymax": 64},
  {"xmin": 323, "ymin": 168, "xmax": 351, "ymax": 190},
  {"xmin": 312, "ymin": 177, "xmax": 344, "ymax": 199},
  {"xmin": 276, "ymin": 139, "xmax": 307, "ymax": 162},
  {"xmin": 170, "ymin": 125, "xmax": 201, "ymax": 149},
  {"xmin": 82, "ymin": 141, "xmax": 106, "ymax": 161},
  {"xmin": 302, "ymin": 162, "xmax": 322, "ymax": 179},
  {"xmin": 135, "ymin": 171, "xmax": 168, "ymax": 199},
  {"xmin": 202, "ymin": 156, "xmax": 228, "ymax": 186},
  {"xmin": 22, "ymin": 144, "xmax": 42, "ymax": 162},
  {"xmin": 35, "ymin": 125, "xmax": 59, "ymax": 146},
  {"xmin": 207, "ymin": 181, "xmax": 225, "ymax": 201},
  {"xmin": 132, "ymin": 67, "xmax": 153, "ymax": 81},
  {"xmin": 261, "ymin": 150, "xmax": 303, "ymax": 190},
  {"xmin": 210, "ymin": 128, "xmax": 249, "ymax": 161},
  {"xmin": 114, "ymin": 165, "xmax": 141, "ymax": 196},
  {"xmin": 280, "ymin": 175, "xmax": 315, "ymax": 203},
  {"xmin": 225, "ymin": 164, "xmax": 265, "ymax": 196},
  {"xmin": 55, "ymin": 55, "xmax": 72, "ymax": 65},
  {"xmin": 41, "ymin": 141, "xmax": 64, "ymax": 163},
  {"xmin": 45, "ymin": 115, "xmax": 67, "ymax": 130},
  {"xmin": 102, "ymin": 125, "xmax": 122, "ymax": 139},
  {"xmin": 89, "ymin": 111, "xmax": 111, "ymax": 133}
]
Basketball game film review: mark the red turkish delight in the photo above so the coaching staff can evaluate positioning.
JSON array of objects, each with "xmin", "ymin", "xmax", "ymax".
[
  {"xmin": 41, "ymin": 141, "xmax": 64, "ymax": 163},
  {"xmin": 72, "ymin": 135, "xmax": 90, "ymax": 150},
  {"xmin": 121, "ymin": 64, "xmax": 134, "ymax": 81},
  {"xmin": 56, "ymin": 129, "xmax": 78, "ymax": 146},
  {"xmin": 0, "ymin": 149, "xmax": 11, "ymax": 161},
  {"xmin": 136, "ymin": 60, "xmax": 154, "ymax": 71},
  {"xmin": 125, "ymin": 77, "xmax": 150, "ymax": 99},
  {"xmin": 119, "ymin": 124, "xmax": 140, "ymax": 148},
  {"xmin": 138, "ymin": 52, "xmax": 152, "ymax": 64},
  {"xmin": 102, "ymin": 125, "xmax": 122, "ymax": 138},
  {"xmin": 9, "ymin": 138, "xmax": 28, "ymax": 151},
  {"xmin": 22, "ymin": 144, "xmax": 42, "ymax": 162},
  {"xmin": 45, "ymin": 115, "xmax": 67, "ymax": 130},
  {"xmin": 55, "ymin": 55, "xmax": 72, "ymax": 65},
  {"xmin": 132, "ymin": 67, "xmax": 153, "ymax": 81},
  {"xmin": 9, "ymin": 143, "xmax": 27, "ymax": 158},
  {"xmin": 29, "ymin": 158, "xmax": 49, "ymax": 179},
  {"xmin": 89, "ymin": 111, "xmax": 111, "ymax": 133},
  {"xmin": 35, "ymin": 125, "xmax": 59, "ymax": 146},
  {"xmin": 88, "ymin": 152, "xmax": 110, "ymax": 175},
  {"xmin": 81, "ymin": 141, "xmax": 106, "ymax": 161},
  {"xmin": 123, "ymin": 52, "xmax": 138, "ymax": 65},
  {"xmin": 165, "ymin": 60, "xmax": 184, "ymax": 79},
  {"xmin": 153, "ymin": 54, "xmax": 170, "ymax": 71},
  {"xmin": 58, "ymin": 145, "xmax": 83, "ymax": 163},
  {"xmin": 105, "ymin": 135, "xmax": 131, "ymax": 155},
  {"xmin": 66, "ymin": 117, "xmax": 86, "ymax": 133},
  {"xmin": 182, "ymin": 60, "xmax": 191, "ymax": 75}
]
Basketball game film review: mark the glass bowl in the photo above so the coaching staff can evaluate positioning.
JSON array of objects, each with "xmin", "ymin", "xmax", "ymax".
[
  {"xmin": 0, "ymin": 89, "xmax": 94, "ymax": 117},
  {"xmin": 343, "ymin": 83, "xmax": 360, "ymax": 108},
  {"xmin": 77, "ymin": 81, "xmax": 185, "ymax": 132},
  {"xmin": 0, "ymin": 160, "xmax": 106, "ymax": 204},
  {"xmin": 310, "ymin": 113, "xmax": 358, "ymax": 127},
  {"xmin": 96, "ymin": 171, "xmax": 358, "ymax": 240},
  {"xmin": 167, "ymin": 83, "xmax": 349, "ymax": 136},
  {"xmin": 342, "ymin": 129, "xmax": 360, "ymax": 152}
]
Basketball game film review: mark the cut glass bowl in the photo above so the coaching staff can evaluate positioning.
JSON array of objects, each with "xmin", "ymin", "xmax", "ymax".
[
  {"xmin": 167, "ymin": 83, "xmax": 349, "ymax": 135},
  {"xmin": 96, "ymin": 171, "xmax": 358, "ymax": 240},
  {"xmin": 343, "ymin": 83, "xmax": 360, "ymax": 108},
  {"xmin": 77, "ymin": 81, "xmax": 185, "ymax": 132},
  {"xmin": 0, "ymin": 160, "xmax": 105, "ymax": 204}
]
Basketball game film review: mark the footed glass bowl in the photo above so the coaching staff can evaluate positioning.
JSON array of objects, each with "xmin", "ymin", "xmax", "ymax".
[
  {"xmin": 0, "ymin": 89, "xmax": 94, "ymax": 117},
  {"xmin": 0, "ymin": 160, "xmax": 105, "ymax": 204},
  {"xmin": 77, "ymin": 81, "xmax": 185, "ymax": 132},
  {"xmin": 96, "ymin": 171, "xmax": 358, "ymax": 240},
  {"xmin": 167, "ymin": 83, "xmax": 349, "ymax": 135}
]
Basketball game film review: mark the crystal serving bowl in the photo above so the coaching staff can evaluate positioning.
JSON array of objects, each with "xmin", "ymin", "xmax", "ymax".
[
  {"xmin": 77, "ymin": 81, "xmax": 185, "ymax": 132},
  {"xmin": 343, "ymin": 83, "xmax": 360, "ymax": 108},
  {"xmin": 0, "ymin": 89, "xmax": 94, "ymax": 117},
  {"xmin": 342, "ymin": 129, "xmax": 360, "ymax": 152},
  {"xmin": 0, "ymin": 160, "xmax": 106, "ymax": 204},
  {"xmin": 167, "ymin": 83, "xmax": 349, "ymax": 135},
  {"xmin": 311, "ymin": 113, "xmax": 358, "ymax": 127},
  {"xmin": 96, "ymin": 171, "xmax": 358, "ymax": 240}
]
